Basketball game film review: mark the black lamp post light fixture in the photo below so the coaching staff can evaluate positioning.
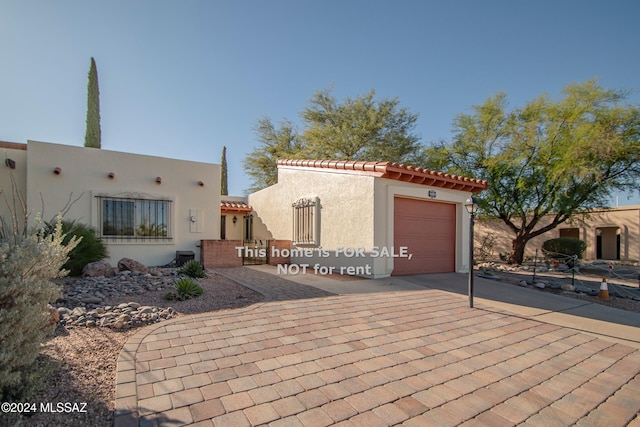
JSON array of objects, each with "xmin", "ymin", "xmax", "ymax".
[{"xmin": 465, "ymin": 197, "xmax": 479, "ymax": 308}]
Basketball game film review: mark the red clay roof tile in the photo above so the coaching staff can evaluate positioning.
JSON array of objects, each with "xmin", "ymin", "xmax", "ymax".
[
  {"xmin": 276, "ymin": 159, "xmax": 487, "ymax": 193},
  {"xmin": 220, "ymin": 201, "xmax": 252, "ymax": 213}
]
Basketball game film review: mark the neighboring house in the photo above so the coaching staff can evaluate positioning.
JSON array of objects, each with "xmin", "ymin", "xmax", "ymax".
[
  {"xmin": 0, "ymin": 140, "xmax": 220, "ymax": 267},
  {"xmin": 476, "ymin": 206, "xmax": 640, "ymax": 263},
  {"xmin": 247, "ymin": 159, "xmax": 487, "ymax": 278}
]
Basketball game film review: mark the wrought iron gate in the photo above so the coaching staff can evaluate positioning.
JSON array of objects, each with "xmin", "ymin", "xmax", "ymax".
[{"xmin": 242, "ymin": 239, "xmax": 269, "ymax": 265}]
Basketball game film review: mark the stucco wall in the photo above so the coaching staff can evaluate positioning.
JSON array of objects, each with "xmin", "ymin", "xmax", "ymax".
[
  {"xmin": 26, "ymin": 140, "xmax": 220, "ymax": 267},
  {"xmin": 248, "ymin": 165, "xmax": 476, "ymax": 278},
  {"xmin": 476, "ymin": 206, "xmax": 640, "ymax": 262},
  {"xmin": 0, "ymin": 143, "xmax": 28, "ymax": 234},
  {"xmin": 248, "ymin": 166, "xmax": 377, "ymax": 275}
]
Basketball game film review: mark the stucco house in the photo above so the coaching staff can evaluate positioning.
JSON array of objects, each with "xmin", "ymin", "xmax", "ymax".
[
  {"xmin": 0, "ymin": 140, "xmax": 220, "ymax": 267},
  {"xmin": 476, "ymin": 206, "xmax": 640, "ymax": 263},
  {"xmin": 246, "ymin": 159, "xmax": 487, "ymax": 278}
]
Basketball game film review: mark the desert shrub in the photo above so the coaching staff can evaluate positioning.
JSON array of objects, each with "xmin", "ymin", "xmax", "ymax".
[
  {"xmin": 165, "ymin": 277, "xmax": 203, "ymax": 301},
  {"xmin": 44, "ymin": 220, "xmax": 108, "ymax": 276},
  {"xmin": 179, "ymin": 259, "xmax": 206, "ymax": 278},
  {"xmin": 542, "ymin": 237, "xmax": 587, "ymax": 259},
  {"xmin": 0, "ymin": 217, "xmax": 78, "ymax": 400}
]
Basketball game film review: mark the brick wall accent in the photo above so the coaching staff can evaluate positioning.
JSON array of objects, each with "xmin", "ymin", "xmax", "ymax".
[
  {"xmin": 200, "ymin": 239, "xmax": 243, "ymax": 268},
  {"xmin": 269, "ymin": 240, "xmax": 291, "ymax": 266}
]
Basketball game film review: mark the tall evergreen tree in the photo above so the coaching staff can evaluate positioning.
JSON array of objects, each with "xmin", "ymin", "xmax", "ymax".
[
  {"xmin": 84, "ymin": 57, "xmax": 101, "ymax": 148},
  {"xmin": 221, "ymin": 146, "xmax": 228, "ymax": 195}
]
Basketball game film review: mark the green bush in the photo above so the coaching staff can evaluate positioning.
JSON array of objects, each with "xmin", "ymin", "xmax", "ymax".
[
  {"xmin": 45, "ymin": 220, "xmax": 108, "ymax": 276},
  {"xmin": 165, "ymin": 277, "xmax": 203, "ymax": 301},
  {"xmin": 0, "ymin": 217, "xmax": 78, "ymax": 400},
  {"xmin": 542, "ymin": 237, "xmax": 587, "ymax": 259},
  {"xmin": 179, "ymin": 259, "xmax": 206, "ymax": 278}
]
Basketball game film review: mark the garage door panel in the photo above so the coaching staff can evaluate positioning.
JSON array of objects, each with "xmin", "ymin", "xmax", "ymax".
[{"xmin": 393, "ymin": 197, "xmax": 455, "ymax": 275}]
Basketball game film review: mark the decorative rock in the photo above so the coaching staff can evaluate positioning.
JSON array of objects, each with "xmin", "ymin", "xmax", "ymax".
[
  {"xmin": 533, "ymin": 282, "xmax": 546, "ymax": 289},
  {"xmin": 561, "ymin": 284, "xmax": 575, "ymax": 291},
  {"xmin": 52, "ymin": 267, "xmax": 178, "ymax": 329},
  {"xmin": 82, "ymin": 261, "xmax": 116, "ymax": 278},
  {"xmin": 81, "ymin": 296, "xmax": 102, "ymax": 304},
  {"xmin": 118, "ymin": 258, "xmax": 148, "ymax": 273}
]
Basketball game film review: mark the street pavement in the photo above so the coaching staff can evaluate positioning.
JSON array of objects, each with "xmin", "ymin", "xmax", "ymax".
[{"xmin": 114, "ymin": 266, "xmax": 640, "ymax": 426}]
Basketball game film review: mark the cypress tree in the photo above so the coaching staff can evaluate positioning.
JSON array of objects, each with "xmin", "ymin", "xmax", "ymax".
[
  {"xmin": 221, "ymin": 146, "xmax": 228, "ymax": 195},
  {"xmin": 84, "ymin": 57, "xmax": 101, "ymax": 148}
]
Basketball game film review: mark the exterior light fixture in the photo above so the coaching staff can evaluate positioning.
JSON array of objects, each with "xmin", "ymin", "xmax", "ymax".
[
  {"xmin": 108, "ymin": 172, "xmax": 115, "ymax": 179},
  {"xmin": 53, "ymin": 167, "xmax": 62, "ymax": 175},
  {"xmin": 198, "ymin": 181, "xmax": 204, "ymax": 186},
  {"xmin": 5, "ymin": 159, "xmax": 16, "ymax": 169},
  {"xmin": 155, "ymin": 177, "xmax": 162, "ymax": 184},
  {"xmin": 464, "ymin": 197, "xmax": 478, "ymax": 308},
  {"xmin": 232, "ymin": 216, "xmax": 238, "ymax": 224}
]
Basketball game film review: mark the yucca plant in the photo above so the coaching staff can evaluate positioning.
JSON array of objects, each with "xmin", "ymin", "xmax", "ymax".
[
  {"xmin": 179, "ymin": 259, "xmax": 206, "ymax": 278},
  {"xmin": 165, "ymin": 277, "xmax": 203, "ymax": 301}
]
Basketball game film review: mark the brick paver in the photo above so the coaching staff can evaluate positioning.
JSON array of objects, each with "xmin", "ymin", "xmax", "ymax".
[{"xmin": 114, "ymin": 268, "xmax": 640, "ymax": 426}]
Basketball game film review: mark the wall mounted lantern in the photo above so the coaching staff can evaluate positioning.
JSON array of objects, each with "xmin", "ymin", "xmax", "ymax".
[
  {"xmin": 53, "ymin": 167, "xmax": 62, "ymax": 175},
  {"xmin": 233, "ymin": 216, "xmax": 238, "ymax": 224},
  {"xmin": 155, "ymin": 176, "xmax": 162, "ymax": 184}
]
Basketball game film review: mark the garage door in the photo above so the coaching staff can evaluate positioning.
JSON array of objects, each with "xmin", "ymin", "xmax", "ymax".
[{"xmin": 393, "ymin": 197, "xmax": 456, "ymax": 275}]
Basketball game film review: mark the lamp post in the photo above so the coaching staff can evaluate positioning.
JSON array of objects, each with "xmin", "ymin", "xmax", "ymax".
[{"xmin": 465, "ymin": 197, "xmax": 478, "ymax": 308}]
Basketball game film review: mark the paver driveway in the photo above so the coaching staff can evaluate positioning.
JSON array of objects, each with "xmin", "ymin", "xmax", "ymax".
[{"xmin": 114, "ymin": 281, "xmax": 640, "ymax": 426}]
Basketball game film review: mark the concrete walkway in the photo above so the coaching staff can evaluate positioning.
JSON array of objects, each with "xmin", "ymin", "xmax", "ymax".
[{"xmin": 114, "ymin": 267, "xmax": 640, "ymax": 426}]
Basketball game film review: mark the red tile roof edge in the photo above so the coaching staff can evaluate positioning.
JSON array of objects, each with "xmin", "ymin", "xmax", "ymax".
[
  {"xmin": 220, "ymin": 201, "xmax": 252, "ymax": 213},
  {"xmin": 277, "ymin": 159, "xmax": 488, "ymax": 193},
  {"xmin": 0, "ymin": 141, "xmax": 27, "ymax": 151}
]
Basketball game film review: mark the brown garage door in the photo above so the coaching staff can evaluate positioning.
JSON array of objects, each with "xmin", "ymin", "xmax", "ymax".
[{"xmin": 393, "ymin": 197, "xmax": 456, "ymax": 275}]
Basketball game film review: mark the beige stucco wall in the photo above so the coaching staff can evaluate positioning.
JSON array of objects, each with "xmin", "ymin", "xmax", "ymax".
[
  {"xmin": 476, "ymin": 206, "xmax": 640, "ymax": 262},
  {"xmin": 0, "ymin": 144, "xmax": 28, "ymax": 235},
  {"xmin": 248, "ymin": 165, "xmax": 475, "ymax": 278},
  {"xmin": 25, "ymin": 140, "xmax": 220, "ymax": 267}
]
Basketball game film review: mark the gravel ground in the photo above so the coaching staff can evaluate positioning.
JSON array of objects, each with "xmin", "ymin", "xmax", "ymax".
[
  {"xmin": 2, "ymin": 271, "xmax": 263, "ymax": 427},
  {"xmin": 3, "ymin": 266, "xmax": 638, "ymax": 427}
]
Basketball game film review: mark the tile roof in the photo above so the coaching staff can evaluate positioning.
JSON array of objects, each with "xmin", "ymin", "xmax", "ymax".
[
  {"xmin": 220, "ymin": 201, "xmax": 252, "ymax": 213},
  {"xmin": 277, "ymin": 159, "xmax": 488, "ymax": 193}
]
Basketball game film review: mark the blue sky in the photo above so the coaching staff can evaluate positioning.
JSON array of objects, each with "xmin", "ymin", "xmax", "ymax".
[{"xmin": 1, "ymin": 1, "xmax": 639, "ymax": 204}]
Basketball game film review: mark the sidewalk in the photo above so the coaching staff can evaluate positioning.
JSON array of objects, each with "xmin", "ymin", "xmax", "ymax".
[{"xmin": 113, "ymin": 266, "xmax": 640, "ymax": 426}]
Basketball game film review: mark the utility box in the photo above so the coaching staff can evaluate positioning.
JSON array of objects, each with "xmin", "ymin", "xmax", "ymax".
[{"xmin": 176, "ymin": 251, "xmax": 195, "ymax": 267}]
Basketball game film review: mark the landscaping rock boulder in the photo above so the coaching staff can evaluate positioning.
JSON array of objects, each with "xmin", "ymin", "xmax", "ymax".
[
  {"xmin": 118, "ymin": 257, "xmax": 148, "ymax": 273},
  {"xmin": 82, "ymin": 261, "xmax": 116, "ymax": 278}
]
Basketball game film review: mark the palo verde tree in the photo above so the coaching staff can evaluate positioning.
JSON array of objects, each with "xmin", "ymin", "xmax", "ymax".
[
  {"xmin": 221, "ymin": 146, "xmax": 228, "ymax": 195},
  {"xmin": 244, "ymin": 118, "xmax": 304, "ymax": 192},
  {"xmin": 244, "ymin": 87, "xmax": 423, "ymax": 191},
  {"xmin": 425, "ymin": 80, "xmax": 640, "ymax": 264},
  {"xmin": 84, "ymin": 57, "xmax": 101, "ymax": 148}
]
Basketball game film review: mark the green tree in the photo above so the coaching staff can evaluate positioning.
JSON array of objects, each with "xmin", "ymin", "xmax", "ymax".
[
  {"xmin": 244, "ymin": 117, "xmax": 303, "ymax": 192},
  {"xmin": 221, "ymin": 146, "xmax": 228, "ymax": 195},
  {"xmin": 84, "ymin": 57, "xmax": 101, "ymax": 148},
  {"xmin": 425, "ymin": 80, "xmax": 640, "ymax": 264},
  {"xmin": 244, "ymin": 87, "xmax": 422, "ymax": 191}
]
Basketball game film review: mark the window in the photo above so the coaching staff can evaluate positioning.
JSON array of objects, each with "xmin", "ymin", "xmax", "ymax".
[
  {"xmin": 244, "ymin": 214, "xmax": 253, "ymax": 241},
  {"xmin": 292, "ymin": 197, "xmax": 319, "ymax": 246},
  {"xmin": 220, "ymin": 215, "xmax": 227, "ymax": 240},
  {"xmin": 98, "ymin": 196, "xmax": 172, "ymax": 241}
]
